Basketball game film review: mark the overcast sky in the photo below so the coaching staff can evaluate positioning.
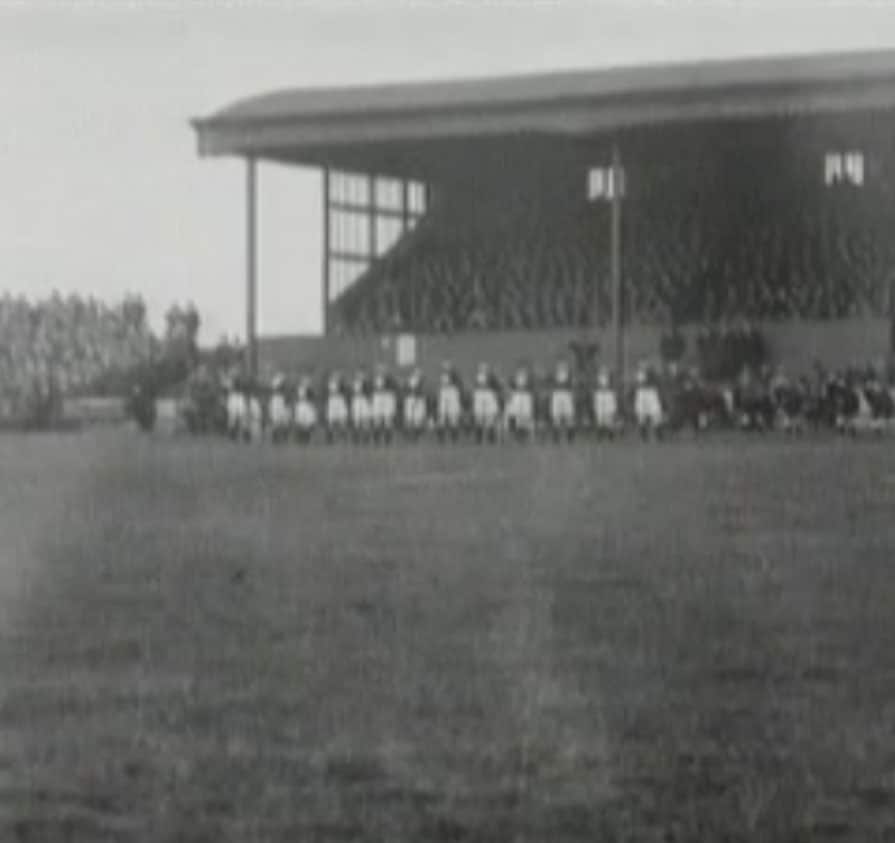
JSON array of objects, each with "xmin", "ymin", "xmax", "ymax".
[{"xmin": 2, "ymin": 0, "xmax": 895, "ymax": 342}]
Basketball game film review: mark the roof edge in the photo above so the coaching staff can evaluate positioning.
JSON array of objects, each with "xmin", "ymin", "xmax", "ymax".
[{"xmin": 194, "ymin": 47, "xmax": 895, "ymax": 129}]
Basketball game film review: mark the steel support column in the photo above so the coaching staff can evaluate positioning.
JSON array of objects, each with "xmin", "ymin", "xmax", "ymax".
[
  {"xmin": 368, "ymin": 173, "xmax": 377, "ymax": 262},
  {"xmin": 322, "ymin": 167, "xmax": 331, "ymax": 335},
  {"xmin": 245, "ymin": 156, "xmax": 258, "ymax": 378},
  {"xmin": 610, "ymin": 144, "xmax": 624, "ymax": 398},
  {"xmin": 401, "ymin": 179, "xmax": 410, "ymax": 235}
]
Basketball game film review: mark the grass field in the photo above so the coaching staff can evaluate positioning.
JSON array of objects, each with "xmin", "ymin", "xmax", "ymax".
[{"xmin": 2, "ymin": 431, "xmax": 895, "ymax": 842}]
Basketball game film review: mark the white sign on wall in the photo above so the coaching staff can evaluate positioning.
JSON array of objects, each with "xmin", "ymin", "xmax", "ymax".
[{"xmin": 396, "ymin": 334, "xmax": 417, "ymax": 367}]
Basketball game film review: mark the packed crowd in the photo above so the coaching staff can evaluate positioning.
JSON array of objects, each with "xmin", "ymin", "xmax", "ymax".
[
  {"xmin": 0, "ymin": 293, "xmax": 214, "ymax": 427},
  {"xmin": 0, "ymin": 293, "xmax": 155, "ymax": 424},
  {"xmin": 332, "ymin": 150, "xmax": 895, "ymax": 334}
]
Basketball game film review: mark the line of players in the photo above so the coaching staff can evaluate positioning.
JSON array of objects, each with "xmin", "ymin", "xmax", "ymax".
[
  {"xmin": 221, "ymin": 358, "xmax": 895, "ymax": 443},
  {"xmin": 223, "ymin": 360, "xmax": 647, "ymax": 443}
]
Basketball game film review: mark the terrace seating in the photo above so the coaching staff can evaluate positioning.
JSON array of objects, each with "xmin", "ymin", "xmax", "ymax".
[{"xmin": 330, "ymin": 148, "xmax": 895, "ymax": 334}]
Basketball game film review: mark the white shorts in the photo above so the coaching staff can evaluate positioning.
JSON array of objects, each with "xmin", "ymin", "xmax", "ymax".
[
  {"xmin": 269, "ymin": 395, "xmax": 292, "ymax": 428},
  {"xmin": 721, "ymin": 388, "xmax": 735, "ymax": 416},
  {"xmin": 226, "ymin": 393, "xmax": 246, "ymax": 429},
  {"xmin": 295, "ymin": 399, "xmax": 317, "ymax": 430},
  {"xmin": 550, "ymin": 390, "xmax": 575, "ymax": 426},
  {"xmin": 473, "ymin": 389, "xmax": 500, "ymax": 427},
  {"xmin": 351, "ymin": 395, "xmax": 371, "ymax": 427},
  {"xmin": 404, "ymin": 395, "xmax": 428, "ymax": 428},
  {"xmin": 593, "ymin": 389, "xmax": 618, "ymax": 428},
  {"xmin": 635, "ymin": 387, "xmax": 663, "ymax": 426},
  {"xmin": 506, "ymin": 391, "xmax": 534, "ymax": 427},
  {"xmin": 438, "ymin": 387, "xmax": 462, "ymax": 426},
  {"xmin": 326, "ymin": 395, "xmax": 348, "ymax": 427},
  {"xmin": 372, "ymin": 391, "xmax": 397, "ymax": 426}
]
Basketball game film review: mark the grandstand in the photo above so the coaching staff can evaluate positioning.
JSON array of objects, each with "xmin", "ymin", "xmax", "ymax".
[{"xmin": 193, "ymin": 49, "xmax": 895, "ymax": 378}]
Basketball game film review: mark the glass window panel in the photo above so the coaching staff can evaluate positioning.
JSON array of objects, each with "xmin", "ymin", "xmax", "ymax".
[
  {"xmin": 335, "ymin": 172, "xmax": 348, "ymax": 203},
  {"xmin": 331, "ymin": 257, "xmax": 369, "ymax": 297},
  {"xmin": 376, "ymin": 178, "xmax": 402, "ymax": 210},
  {"xmin": 330, "ymin": 212, "xmax": 337, "ymax": 249},
  {"xmin": 825, "ymin": 152, "xmax": 843, "ymax": 185},
  {"xmin": 408, "ymin": 182, "xmax": 427, "ymax": 213},
  {"xmin": 376, "ymin": 216, "xmax": 403, "ymax": 256},
  {"xmin": 846, "ymin": 151, "xmax": 864, "ymax": 186},
  {"xmin": 354, "ymin": 175, "xmax": 370, "ymax": 207},
  {"xmin": 588, "ymin": 168, "xmax": 606, "ymax": 200},
  {"xmin": 354, "ymin": 213, "xmax": 370, "ymax": 255},
  {"xmin": 330, "ymin": 211, "xmax": 339, "ymax": 249},
  {"xmin": 338, "ymin": 211, "xmax": 348, "ymax": 250}
]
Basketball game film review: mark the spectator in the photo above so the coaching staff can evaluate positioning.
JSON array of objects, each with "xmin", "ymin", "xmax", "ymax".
[
  {"xmin": 0, "ymin": 292, "xmax": 155, "ymax": 425},
  {"xmin": 330, "ymin": 139, "xmax": 895, "ymax": 333}
]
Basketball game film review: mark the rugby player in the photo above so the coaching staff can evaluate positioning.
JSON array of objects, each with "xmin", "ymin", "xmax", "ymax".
[
  {"xmin": 224, "ymin": 373, "xmax": 248, "ymax": 442},
  {"xmin": 436, "ymin": 361, "xmax": 463, "ymax": 442},
  {"xmin": 324, "ymin": 371, "xmax": 349, "ymax": 443},
  {"xmin": 505, "ymin": 364, "xmax": 535, "ymax": 440},
  {"xmin": 371, "ymin": 365, "xmax": 398, "ymax": 444},
  {"xmin": 350, "ymin": 370, "xmax": 372, "ymax": 444},
  {"xmin": 593, "ymin": 366, "xmax": 621, "ymax": 438},
  {"xmin": 268, "ymin": 373, "xmax": 293, "ymax": 444},
  {"xmin": 472, "ymin": 362, "xmax": 502, "ymax": 443},
  {"xmin": 402, "ymin": 367, "xmax": 429, "ymax": 440},
  {"xmin": 549, "ymin": 359, "xmax": 576, "ymax": 442},
  {"xmin": 634, "ymin": 363, "xmax": 664, "ymax": 440},
  {"xmin": 246, "ymin": 377, "xmax": 265, "ymax": 443},
  {"xmin": 294, "ymin": 374, "xmax": 318, "ymax": 443}
]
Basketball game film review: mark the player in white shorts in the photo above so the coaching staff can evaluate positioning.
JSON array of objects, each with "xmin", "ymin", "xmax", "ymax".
[
  {"xmin": 436, "ymin": 362, "xmax": 463, "ymax": 442},
  {"xmin": 472, "ymin": 362, "xmax": 502, "ymax": 443},
  {"xmin": 246, "ymin": 380, "xmax": 265, "ymax": 443},
  {"xmin": 371, "ymin": 366, "xmax": 398, "ymax": 444},
  {"xmin": 593, "ymin": 367, "xmax": 621, "ymax": 438},
  {"xmin": 402, "ymin": 368, "xmax": 429, "ymax": 440},
  {"xmin": 350, "ymin": 371, "xmax": 372, "ymax": 444},
  {"xmin": 634, "ymin": 364, "xmax": 664, "ymax": 439},
  {"xmin": 324, "ymin": 372, "xmax": 349, "ymax": 443},
  {"xmin": 549, "ymin": 359, "xmax": 576, "ymax": 442},
  {"xmin": 294, "ymin": 374, "xmax": 318, "ymax": 443},
  {"xmin": 268, "ymin": 373, "xmax": 293, "ymax": 444},
  {"xmin": 505, "ymin": 365, "xmax": 535, "ymax": 440},
  {"xmin": 225, "ymin": 375, "xmax": 249, "ymax": 442}
]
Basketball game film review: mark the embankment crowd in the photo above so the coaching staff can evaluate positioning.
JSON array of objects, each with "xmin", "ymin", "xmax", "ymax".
[{"xmin": 0, "ymin": 293, "xmax": 153, "ymax": 424}]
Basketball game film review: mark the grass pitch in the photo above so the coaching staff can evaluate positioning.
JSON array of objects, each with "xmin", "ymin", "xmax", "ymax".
[{"xmin": 1, "ymin": 432, "xmax": 895, "ymax": 841}]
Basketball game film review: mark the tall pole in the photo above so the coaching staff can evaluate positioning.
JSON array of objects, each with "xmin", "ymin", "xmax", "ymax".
[
  {"xmin": 610, "ymin": 143, "xmax": 624, "ymax": 399},
  {"xmin": 322, "ymin": 167, "xmax": 331, "ymax": 335},
  {"xmin": 368, "ymin": 173, "xmax": 377, "ymax": 263},
  {"xmin": 245, "ymin": 156, "xmax": 258, "ymax": 378},
  {"xmin": 401, "ymin": 178, "xmax": 410, "ymax": 235}
]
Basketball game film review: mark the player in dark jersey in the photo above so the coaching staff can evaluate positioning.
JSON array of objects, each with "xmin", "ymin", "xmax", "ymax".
[
  {"xmin": 472, "ymin": 362, "xmax": 502, "ymax": 444},
  {"xmin": 294, "ymin": 374, "xmax": 318, "ymax": 443},
  {"xmin": 436, "ymin": 361, "xmax": 463, "ymax": 443},
  {"xmin": 548, "ymin": 359, "xmax": 576, "ymax": 442},
  {"xmin": 371, "ymin": 365, "xmax": 398, "ymax": 444},
  {"xmin": 402, "ymin": 367, "xmax": 429, "ymax": 440},
  {"xmin": 324, "ymin": 371, "xmax": 349, "ymax": 443},
  {"xmin": 350, "ymin": 370, "xmax": 372, "ymax": 444},
  {"xmin": 505, "ymin": 364, "xmax": 535, "ymax": 441},
  {"xmin": 268, "ymin": 372, "xmax": 293, "ymax": 444}
]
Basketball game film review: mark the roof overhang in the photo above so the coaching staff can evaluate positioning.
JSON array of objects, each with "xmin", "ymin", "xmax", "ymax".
[{"xmin": 192, "ymin": 48, "xmax": 895, "ymax": 172}]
